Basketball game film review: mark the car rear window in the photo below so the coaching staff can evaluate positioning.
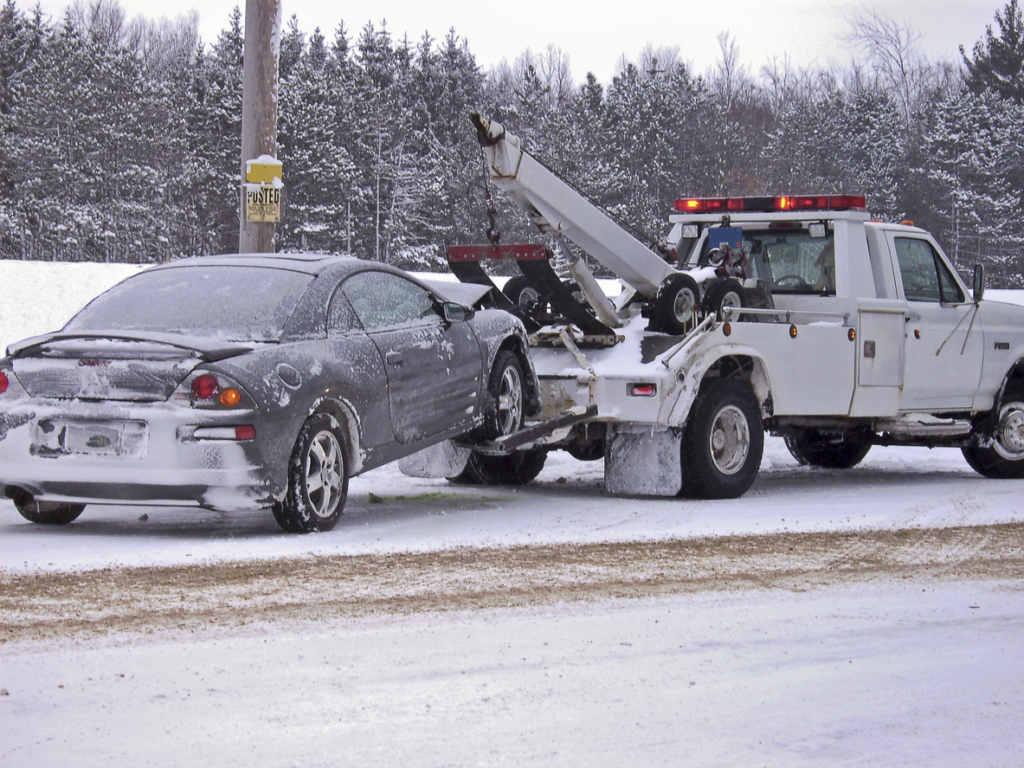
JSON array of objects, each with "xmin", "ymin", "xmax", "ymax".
[{"xmin": 64, "ymin": 265, "xmax": 315, "ymax": 341}]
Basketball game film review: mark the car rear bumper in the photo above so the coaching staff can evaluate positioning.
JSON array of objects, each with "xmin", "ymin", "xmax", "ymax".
[{"xmin": 0, "ymin": 399, "xmax": 287, "ymax": 511}]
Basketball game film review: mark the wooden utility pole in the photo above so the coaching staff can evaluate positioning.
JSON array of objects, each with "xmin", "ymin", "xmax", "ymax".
[{"xmin": 239, "ymin": 0, "xmax": 282, "ymax": 253}]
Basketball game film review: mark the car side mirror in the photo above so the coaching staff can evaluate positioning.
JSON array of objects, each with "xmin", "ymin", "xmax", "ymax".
[
  {"xmin": 973, "ymin": 264, "xmax": 985, "ymax": 303},
  {"xmin": 441, "ymin": 302, "xmax": 472, "ymax": 323}
]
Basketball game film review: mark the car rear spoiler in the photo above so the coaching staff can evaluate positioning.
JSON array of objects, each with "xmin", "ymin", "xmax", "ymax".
[{"xmin": 7, "ymin": 331, "xmax": 263, "ymax": 361}]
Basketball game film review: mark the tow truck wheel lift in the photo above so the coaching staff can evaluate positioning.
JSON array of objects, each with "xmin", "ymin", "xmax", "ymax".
[{"xmin": 447, "ymin": 243, "xmax": 619, "ymax": 347}]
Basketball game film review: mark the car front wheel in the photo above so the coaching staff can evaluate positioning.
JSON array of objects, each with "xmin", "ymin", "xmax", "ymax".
[
  {"xmin": 478, "ymin": 350, "xmax": 525, "ymax": 441},
  {"xmin": 272, "ymin": 414, "xmax": 349, "ymax": 533}
]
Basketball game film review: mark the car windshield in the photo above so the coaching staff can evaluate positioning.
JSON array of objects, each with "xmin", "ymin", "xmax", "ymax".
[{"xmin": 63, "ymin": 265, "xmax": 315, "ymax": 342}]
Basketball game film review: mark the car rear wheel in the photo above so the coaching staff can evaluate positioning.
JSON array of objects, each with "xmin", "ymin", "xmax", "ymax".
[
  {"xmin": 11, "ymin": 493, "xmax": 84, "ymax": 525},
  {"xmin": 272, "ymin": 414, "xmax": 349, "ymax": 533}
]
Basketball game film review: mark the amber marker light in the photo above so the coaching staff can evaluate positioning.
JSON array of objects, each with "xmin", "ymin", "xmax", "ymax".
[
  {"xmin": 219, "ymin": 388, "xmax": 242, "ymax": 408},
  {"xmin": 722, "ymin": 322, "xmax": 732, "ymax": 336},
  {"xmin": 848, "ymin": 328, "xmax": 857, "ymax": 342},
  {"xmin": 789, "ymin": 324, "xmax": 798, "ymax": 338}
]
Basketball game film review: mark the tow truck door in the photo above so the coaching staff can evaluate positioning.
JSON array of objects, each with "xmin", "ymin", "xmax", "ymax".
[{"xmin": 890, "ymin": 234, "xmax": 983, "ymax": 410}]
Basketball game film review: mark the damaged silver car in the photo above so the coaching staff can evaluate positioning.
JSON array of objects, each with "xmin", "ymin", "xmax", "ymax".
[{"xmin": 0, "ymin": 254, "xmax": 539, "ymax": 532}]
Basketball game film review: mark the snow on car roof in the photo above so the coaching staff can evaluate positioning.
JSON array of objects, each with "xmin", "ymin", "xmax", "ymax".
[{"xmin": 149, "ymin": 253, "xmax": 365, "ymax": 276}]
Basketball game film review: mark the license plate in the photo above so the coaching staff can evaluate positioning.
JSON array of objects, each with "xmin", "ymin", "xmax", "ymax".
[
  {"xmin": 33, "ymin": 419, "xmax": 148, "ymax": 458},
  {"xmin": 64, "ymin": 422, "xmax": 124, "ymax": 455}
]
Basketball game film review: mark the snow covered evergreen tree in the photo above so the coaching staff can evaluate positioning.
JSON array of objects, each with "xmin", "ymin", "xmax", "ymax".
[{"xmin": 962, "ymin": 0, "xmax": 1024, "ymax": 104}]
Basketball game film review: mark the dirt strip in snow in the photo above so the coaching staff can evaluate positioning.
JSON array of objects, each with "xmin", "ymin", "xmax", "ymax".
[{"xmin": 3, "ymin": 522, "xmax": 1021, "ymax": 646}]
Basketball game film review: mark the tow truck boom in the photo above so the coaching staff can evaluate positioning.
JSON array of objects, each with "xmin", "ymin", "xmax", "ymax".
[{"xmin": 472, "ymin": 113, "xmax": 674, "ymax": 298}]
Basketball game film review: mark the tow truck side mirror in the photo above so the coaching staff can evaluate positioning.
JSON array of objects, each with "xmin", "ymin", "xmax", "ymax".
[{"xmin": 973, "ymin": 264, "xmax": 985, "ymax": 303}]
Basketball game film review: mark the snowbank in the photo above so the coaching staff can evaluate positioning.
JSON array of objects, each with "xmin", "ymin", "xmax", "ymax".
[{"xmin": 0, "ymin": 260, "xmax": 145, "ymax": 354}]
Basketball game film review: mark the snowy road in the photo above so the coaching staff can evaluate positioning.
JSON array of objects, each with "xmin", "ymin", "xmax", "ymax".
[
  {"xmin": 2, "ymin": 439, "xmax": 1023, "ymax": 767},
  {"xmin": 2, "ymin": 580, "xmax": 1020, "ymax": 768}
]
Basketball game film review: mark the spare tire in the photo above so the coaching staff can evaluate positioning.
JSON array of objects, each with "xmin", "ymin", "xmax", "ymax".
[
  {"xmin": 502, "ymin": 276, "xmax": 543, "ymax": 312},
  {"xmin": 702, "ymin": 278, "xmax": 748, "ymax": 321},
  {"xmin": 652, "ymin": 273, "xmax": 701, "ymax": 334}
]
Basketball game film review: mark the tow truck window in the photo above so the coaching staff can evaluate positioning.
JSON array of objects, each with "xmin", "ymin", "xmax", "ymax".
[
  {"xmin": 894, "ymin": 237, "xmax": 965, "ymax": 304},
  {"xmin": 698, "ymin": 229, "xmax": 837, "ymax": 295}
]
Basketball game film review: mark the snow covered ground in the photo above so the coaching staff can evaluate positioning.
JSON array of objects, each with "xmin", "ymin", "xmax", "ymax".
[
  {"xmin": 4, "ymin": 579, "xmax": 1020, "ymax": 768},
  {"xmin": 1, "ymin": 259, "xmax": 1023, "ymax": 767}
]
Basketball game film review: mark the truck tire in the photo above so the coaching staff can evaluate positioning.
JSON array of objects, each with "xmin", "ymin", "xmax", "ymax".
[
  {"xmin": 681, "ymin": 380, "xmax": 763, "ymax": 499},
  {"xmin": 701, "ymin": 278, "xmax": 748, "ymax": 321},
  {"xmin": 502, "ymin": 276, "xmax": 542, "ymax": 312},
  {"xmin": 449, "ymin": 449, "xmax": 547, "ymax": 485},
  {"xmin": 961, "ymin": 401, "xmax": 1024, "ymax": 479},
  {"xmin": 784, "ymin": 428, "xmax": 872, "ymax": 469},
  {"xmin": 653, "ymin": 273, "xmax": 701, "ymax": 334}
]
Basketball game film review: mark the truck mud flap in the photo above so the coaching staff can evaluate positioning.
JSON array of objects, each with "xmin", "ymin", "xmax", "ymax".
[{"xmin": 604, "ymin": 423, "xmax": 683, "ymax": 496}]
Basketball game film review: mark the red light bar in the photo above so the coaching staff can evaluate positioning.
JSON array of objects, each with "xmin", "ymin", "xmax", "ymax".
[
  {"xmin": 447, "ymin": 244, "xmax": 549, "ymax": 262},
  {"xmin": 675, "ymin": 195, "xmax": 866, "ymax": 214},
  {"xmin": 675, "ymin": 198, "xmax": 734, "ymax": 213}
]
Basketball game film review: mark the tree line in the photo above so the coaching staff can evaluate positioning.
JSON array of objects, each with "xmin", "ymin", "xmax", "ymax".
[{"xmin": 1, "ymin": 0, "xmax": 1022, "ymax": 286}]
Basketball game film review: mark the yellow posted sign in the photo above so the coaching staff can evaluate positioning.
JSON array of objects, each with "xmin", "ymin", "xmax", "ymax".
[{"xmin": 245, "ymin": 184, "xmax": 281, "ymax": 223}]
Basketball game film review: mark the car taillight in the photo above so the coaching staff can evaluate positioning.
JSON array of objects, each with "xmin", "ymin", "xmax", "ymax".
[
  {"xmin": 191, "ymin": 374, "xmax": 219, "ymax": 400},
  {"xmin": 0, "ymin": 370, "xmax": 9, "ymax": 394},
  {"xmin": 174, "ymin": 372, "xmax": 252, "ymax": 409},
  {"xmin": 219, "ymin": 388, "xmax": 242, "ymax": 408},
  {"xmin": 193, "ymin": 425, "xmax": 256, "ymax": 441}
]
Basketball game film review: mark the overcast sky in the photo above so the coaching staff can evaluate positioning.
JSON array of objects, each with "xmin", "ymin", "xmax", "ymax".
[{"xmin": 27, "ymin": 0, "xmax": 1000, "ymax": 82}]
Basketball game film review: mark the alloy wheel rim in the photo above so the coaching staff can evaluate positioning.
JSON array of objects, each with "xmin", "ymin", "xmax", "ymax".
[
  {"xmin": 497, "ymin": 366, "xmax": 523, "ymax": 436},
  {"xmin": 305, "ymin": 430, "xmax": 344, "ymax": 518}
]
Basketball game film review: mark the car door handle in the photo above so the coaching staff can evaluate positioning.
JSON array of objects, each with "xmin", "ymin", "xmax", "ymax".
[{"xmin": 386, "ymin": 351, "xmax": 404, "ymax": 365}]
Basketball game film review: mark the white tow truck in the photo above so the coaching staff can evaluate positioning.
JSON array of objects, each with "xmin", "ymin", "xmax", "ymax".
[{"xmin": 404, "ymin": 114, "xmax": 1024, "ymax": 497}]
